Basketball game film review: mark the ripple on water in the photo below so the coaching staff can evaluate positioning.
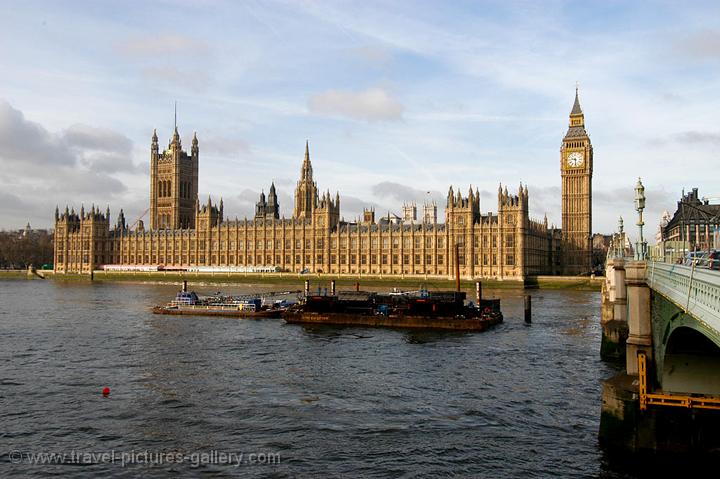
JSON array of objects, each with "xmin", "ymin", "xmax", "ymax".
[{"xmin": 0, "ymin": 280, "xmax": 629, "ymax": 478}]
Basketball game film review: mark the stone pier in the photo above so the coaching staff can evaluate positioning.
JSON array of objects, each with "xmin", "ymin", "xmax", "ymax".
[{"xmin": 600, "ymin": 258, "xmax": 629, "ymax": 360}]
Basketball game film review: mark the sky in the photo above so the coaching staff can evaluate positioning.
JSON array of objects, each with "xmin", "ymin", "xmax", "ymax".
[{"xmin": 1, "ymin": 0, "xmax": 719, "ymax": 242}]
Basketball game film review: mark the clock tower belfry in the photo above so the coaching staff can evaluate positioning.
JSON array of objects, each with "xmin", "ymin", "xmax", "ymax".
[{"xmin": 560, "ymin": 88, "xmax": 593, "ymax": 275}]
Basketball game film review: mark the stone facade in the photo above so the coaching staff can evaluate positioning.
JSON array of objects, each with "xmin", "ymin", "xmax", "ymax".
[
  {"xmin": 54, "ymin": 92, "xmax": 593, "ymax": 279},
  {"xmin": 560, "ymin": 88, "xmax": 593, "ymax": 275}
]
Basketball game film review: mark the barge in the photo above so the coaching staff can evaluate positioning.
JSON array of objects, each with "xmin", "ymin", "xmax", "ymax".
[
  {"xmin": 152, "ymin": 290, "xmax": 295, "ymax": 318},
  {"xmin": 283, "ymin": 289, "xmax": 503, "ymax": 331}
]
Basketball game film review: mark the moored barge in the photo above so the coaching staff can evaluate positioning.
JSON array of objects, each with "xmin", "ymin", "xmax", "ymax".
[
  {"xmin": 152, "ymin": 290, "xmax": 295, "ymax": 318},
  {"xmin": 283, "ymin": 289, "xmax": 502, "ymax": 331}
]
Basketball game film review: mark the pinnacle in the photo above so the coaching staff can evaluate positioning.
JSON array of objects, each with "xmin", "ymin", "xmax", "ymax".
[{"xmin": 571, "ymin": 87, "xmax": 583, "ymax": 115}]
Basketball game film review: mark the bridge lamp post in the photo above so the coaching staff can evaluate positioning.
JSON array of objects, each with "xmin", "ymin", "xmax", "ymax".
[{"xmin": 634, "ymin": 178, "xmax": 648, "ymax": 261}]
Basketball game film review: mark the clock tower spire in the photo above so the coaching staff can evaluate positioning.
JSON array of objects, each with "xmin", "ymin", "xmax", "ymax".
[{"xmin": 560, "ymin": 87, "xmax": 593, "ymax": 275}]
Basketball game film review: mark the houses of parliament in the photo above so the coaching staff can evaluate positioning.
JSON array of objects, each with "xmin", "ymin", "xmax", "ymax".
[{"xmin": 53, "ymin": 91, "xmax": 593, "ymax": 279}]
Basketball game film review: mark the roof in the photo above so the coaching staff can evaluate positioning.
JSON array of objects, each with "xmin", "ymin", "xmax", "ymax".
[
  {"xmin": 563, "ymin": 125, "xmax": 589, "ymax": 140},
  {"xmin": 571, "ymin": 89, "xmax": 583, "ymax": 115}
]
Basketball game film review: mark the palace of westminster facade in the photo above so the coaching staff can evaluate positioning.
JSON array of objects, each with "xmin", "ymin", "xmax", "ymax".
[{"xmin": 53, "ymin": 91, "xmax": 593, "ymax": 279}]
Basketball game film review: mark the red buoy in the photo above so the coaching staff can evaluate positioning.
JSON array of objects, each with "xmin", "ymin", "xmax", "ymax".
[{"xmin": 102, "ymin": 387, "xmax": 110, "ymax": 396}]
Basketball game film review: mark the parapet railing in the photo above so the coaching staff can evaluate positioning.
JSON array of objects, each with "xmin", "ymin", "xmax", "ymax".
[{"xmin": 647, "ymin": 260, "xmax": 720, "ymax": 343}]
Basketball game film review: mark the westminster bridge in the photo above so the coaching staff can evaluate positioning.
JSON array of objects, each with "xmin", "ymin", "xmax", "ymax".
[{"xmin": 599, "ymin": 255, "xmax": 720, "ymax": 454}]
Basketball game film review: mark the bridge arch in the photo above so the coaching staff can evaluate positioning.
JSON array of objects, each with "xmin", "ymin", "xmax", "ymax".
[{"xmin": 661, "ymin": 326, "xmax": 720, "ymax": 395}]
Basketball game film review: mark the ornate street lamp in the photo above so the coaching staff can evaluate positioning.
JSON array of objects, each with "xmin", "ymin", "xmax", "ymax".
[{"xmin": 634, "ymin": 178, "xmax": 647, "ymax": 260}]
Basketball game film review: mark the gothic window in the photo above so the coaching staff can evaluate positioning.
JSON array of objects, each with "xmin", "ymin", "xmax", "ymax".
[
  {"xmin": 506, "ymin": 234, "xmax": 514, "ymax": 248},
  {"xmin": 437, "ymin": 255, "xmax": 443, "ymax": 265},
  {"xmin": 506, "ymin": 254, "xmax": 515, "ymax": 265},
  {"xmin": 426, "ymin": 238, "xmax": 432, "ymax": 248},
  {"xmin": 392, "ymin": 255, "xmax": 398, "ymax": 265},
  {"xmin": 426, "ymin": 255, "xmax": 432, "ymax": 264},
  {"xmin": 437, "ymin": 238, "xmax": 444, "ymax": 248}
]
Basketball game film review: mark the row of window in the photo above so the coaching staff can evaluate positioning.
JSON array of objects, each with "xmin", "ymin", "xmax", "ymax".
[
  {"xmin": 102, "ymin": 234, "xmax": 518, "ymax": 252},
  {"xmin": 64, "ymin": 252, "xmax": 517, "ymax": 268}
]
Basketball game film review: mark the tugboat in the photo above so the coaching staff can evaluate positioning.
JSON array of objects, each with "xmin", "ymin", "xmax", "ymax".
[{"xmin": 152, "ymin": 282, "xmax": 298, "ymax": 318}]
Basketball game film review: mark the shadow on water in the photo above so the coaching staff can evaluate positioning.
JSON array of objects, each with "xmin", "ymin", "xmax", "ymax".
[{"xmin": 600, "ymin": 449, "xmax": 720, "ymax": 478}]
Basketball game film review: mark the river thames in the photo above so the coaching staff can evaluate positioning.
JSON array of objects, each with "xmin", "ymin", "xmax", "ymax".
[{"xmin": 0, "ymin": 279, "xmax": 663, "ymax": 477}]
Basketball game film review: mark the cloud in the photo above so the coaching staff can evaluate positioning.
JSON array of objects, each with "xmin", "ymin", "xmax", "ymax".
[
  {"xmin": 63, "ymin": 124, "xmax": 137, "ymax": 173},
  {"xmin": 0, "ymin": 100, "xmax": 75, "ymax": 167},
  {"xmin": 352, "ymin": 45, "xmax": 394, "ymax": 67},
  {"xmin": 675, "ymin": 131, "xmax": 720, "ymax": 145},
  {"xmin": 116, "ymin": 34, "xmax": 209, "ymax": 58},
  {"xmin": 308, "ymin": 87, "xmax": 404, "ymax": 121},
  {"xmin": 115, "ymin": 33, "xmax": 213, "ymax": 92},
  {"xmin": 201, "ymin": 134, "xmax": 250, "ymax": 156},
  {"xmin": 0, "ymin": 100, "xmax": 137, "ymax": 228},
  {"xmin": 141, "ymin": 67, "xmax": 211, "ymax": 92},
  {"xmin": 64, "ymin": 124, "xmax": 132, "ymax": 154},
  {"xmin": 0, "ymin": 101, "xmax": 137, "ymax": 173},
  {"xmin": 372, "ymin": 181, "xmax": 443, "ymax": 204},
  {"xmin": 677, "ymin": 30, "xmax": 720, "ymax": 60}
]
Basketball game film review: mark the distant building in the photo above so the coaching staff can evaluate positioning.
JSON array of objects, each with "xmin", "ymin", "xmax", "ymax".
[
  {"xmin": 53, "ymin": 90, "xmax": 594, "ymax": 278},
  {"xmin": 592, "ymin": 233, "xmax": 612, "ymax": 271},
  {"xmin": 662, "ymin": 188, "xmax": 720, "ymax": 250}
]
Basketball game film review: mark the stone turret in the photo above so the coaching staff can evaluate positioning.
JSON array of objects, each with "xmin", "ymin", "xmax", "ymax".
[{"xmin": 293, "ymin": 141, "xmax": 319, "ymax": 219}]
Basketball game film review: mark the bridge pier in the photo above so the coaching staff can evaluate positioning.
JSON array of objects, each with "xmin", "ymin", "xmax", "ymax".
[
  {"xmin": 625, "ymin": 261, "xmax": 652, "ymax": 373},
  {"xmin": 601, "ymin": 258, "xmax": 629, "ymax": 360}
]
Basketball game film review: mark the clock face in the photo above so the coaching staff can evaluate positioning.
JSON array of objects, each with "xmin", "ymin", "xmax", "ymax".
[{"xmin": 567, "ymin": 152, "xmax": 584, "ymax": 167}]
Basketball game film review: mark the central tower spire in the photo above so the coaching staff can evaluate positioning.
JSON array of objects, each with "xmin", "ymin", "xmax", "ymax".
[
  {"xmin": 293, "ymin": 140, "xmax": 318, "ymax": 219},
  {"xmin": 301, "ymin": 140, "xmax": 313, "ymax": 180}
]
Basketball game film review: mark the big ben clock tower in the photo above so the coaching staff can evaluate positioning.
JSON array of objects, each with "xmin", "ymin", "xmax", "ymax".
[{"xmin": 561, "ymin": 88, "xmax": 593, "ymax": 275}]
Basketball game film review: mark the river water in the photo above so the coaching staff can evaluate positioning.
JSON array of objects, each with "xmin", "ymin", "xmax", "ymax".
[{"xmin": 0, "ymin": 279, "xmax": 644, "ymax": 477}]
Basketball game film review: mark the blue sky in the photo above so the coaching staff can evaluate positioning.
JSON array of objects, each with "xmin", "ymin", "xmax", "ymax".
[{"xmin": 1, "ymin": 0, "xmax": 719, "ymax": 239}]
